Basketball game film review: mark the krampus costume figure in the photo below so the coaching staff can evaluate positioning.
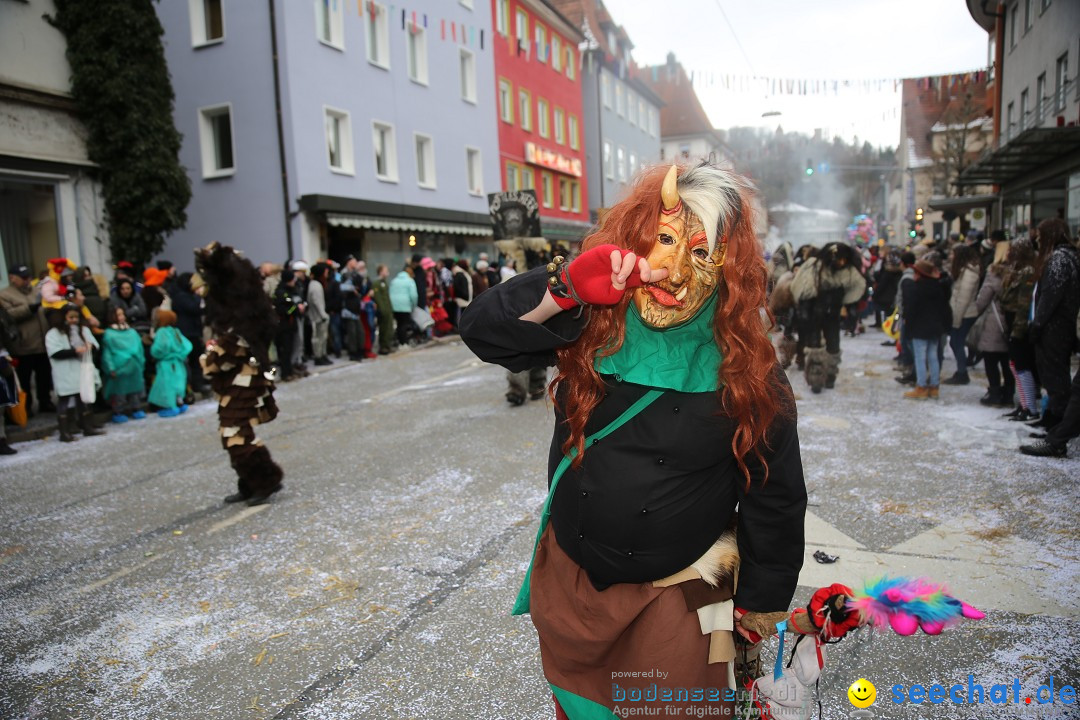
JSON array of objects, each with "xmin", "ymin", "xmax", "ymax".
[
  {"xmin": 461, "ymin": 165, "xmax": 806, "ymax": 719},
  {"xmin": 194, "ymin": 243, "xmax": 284, "ymax": 506},
  {"xmin": 790, "ymin": 242, "xmax": 866, "ymax": 393}
]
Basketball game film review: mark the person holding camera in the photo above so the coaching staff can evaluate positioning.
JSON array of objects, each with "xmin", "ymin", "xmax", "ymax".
[
  {"xmin": 0, "ymin": 264, "xmax": 54, "ymax": 415},
  {"xmin": 272, "ymin": 269, "xmax": 306, "ymax": 381}
]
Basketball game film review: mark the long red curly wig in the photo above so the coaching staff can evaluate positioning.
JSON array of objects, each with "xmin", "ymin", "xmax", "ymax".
[{"xmin": 552, "ymin": 163, "xmax": 792, "ymax": 485}]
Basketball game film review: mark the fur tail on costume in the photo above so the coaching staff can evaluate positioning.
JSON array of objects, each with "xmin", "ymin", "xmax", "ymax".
[
  {"xmin": 804, "ymin": 348, "xmax": 828, "ymax": 393},
  {"xmin": 229, "ymin": 444, "xmax": 284, "ymax": 497}
]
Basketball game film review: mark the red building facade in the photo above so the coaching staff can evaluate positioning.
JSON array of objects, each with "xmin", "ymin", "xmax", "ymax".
[{"xmin": 491, "ymin": 0, "xmax": 589, "ymax": 243}]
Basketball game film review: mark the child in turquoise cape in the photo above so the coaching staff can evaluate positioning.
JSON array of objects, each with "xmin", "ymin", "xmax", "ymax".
[
  {"xmin": 148, "ymin": 309, "xmax": 193, "ymax": 417},
  {"xmin": 101, "ymin": 306, "xmax": 146, "ymax": 422}
]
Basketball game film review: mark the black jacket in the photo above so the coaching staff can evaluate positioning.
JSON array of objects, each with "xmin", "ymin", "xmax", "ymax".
[
  {"xmin": 459, "ymin": 268, "xmax": 806, "ymax": 613},
  {"xmin": 273, "ymin": 283, "xmax": 303, "ymax": 330},
  {"xmin": 1032, "ymin": 245, "xmax": 1080, "ymax": 354},
  {"xmin": 901, "ymin": 275, "xmax": 950, "ymax": 340},
  {"xmin": 171, "ymin": 287, "xmax": 203, "ymax": 342},
  {"xmin": 874, "ymin": 268, "xmax": 902, "ymax": 310}
]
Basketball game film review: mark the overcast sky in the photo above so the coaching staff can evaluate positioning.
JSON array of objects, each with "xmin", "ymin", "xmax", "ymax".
[{"xmin": 604, "ymin": 0, "xmax": 991, "ymax": 148}]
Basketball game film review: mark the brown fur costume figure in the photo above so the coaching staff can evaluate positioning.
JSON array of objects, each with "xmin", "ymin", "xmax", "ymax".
[{"xmin": 194, "ymin": 243, "xmax": 284, "ymax": 506}]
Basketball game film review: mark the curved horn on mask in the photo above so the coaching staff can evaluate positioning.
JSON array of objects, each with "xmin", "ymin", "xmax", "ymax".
[{"xmin": 660, "ymin": 165, "xmax": 681, "ymax": 214}]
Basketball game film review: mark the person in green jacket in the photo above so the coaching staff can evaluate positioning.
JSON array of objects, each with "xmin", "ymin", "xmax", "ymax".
[
  {"xmin": 101, "ymin": 306, "xmax": 146, "ymax": 423},
  {"xmin": 148, "ymin": 310, "xmax": 192, "ymax": 418},
  {"xmin": 371, "ymin": 263, "xmax": 395, "ymax": 354}
]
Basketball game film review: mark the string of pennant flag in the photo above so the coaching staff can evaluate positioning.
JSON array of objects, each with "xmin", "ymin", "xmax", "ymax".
[
  {"xmin": 359, "ymin": 0, "xmax": 488, "ymax": 49},
  {"xmin": 679, "ymin": 69, "xmax": 989, "ymax": 97}
]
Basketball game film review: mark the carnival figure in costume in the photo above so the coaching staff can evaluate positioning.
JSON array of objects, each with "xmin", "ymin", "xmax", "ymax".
[
  {"xmin": 461, "ymin": 164, "xmax": 807, "ymax": 719},
  {"xmin": 194, "ymin": 243, "xmax": 284, "ymax": 506},
  {"xmin": 789, "ymin": 242, "xmax": 865, "ymax": 393}
]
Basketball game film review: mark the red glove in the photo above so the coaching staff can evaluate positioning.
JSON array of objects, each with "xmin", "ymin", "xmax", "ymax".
[{"xmin": 549, "ymin": 244, "xmax": 645, "ymax": 310}]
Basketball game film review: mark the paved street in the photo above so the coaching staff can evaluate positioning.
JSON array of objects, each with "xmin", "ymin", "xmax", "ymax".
[{"xmin": 1, "ymin": 332, "xmax": 1077, "ymax": 720}]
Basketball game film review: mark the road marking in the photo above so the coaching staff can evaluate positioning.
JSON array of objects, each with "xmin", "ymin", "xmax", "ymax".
[
  {"xmin": 77, "ymin": 551, "xmax": 171, "ymax": 594},
  {"xmin": 799, "ymin": 512, "xmax": 1077, "ymax": 617},
  {"xmin": 206, "ymin": 504, "xmax": 270, "ymax": 535},
  {"xmin": 365, "ymin": 360, "xmax": 484, "ymax": 402}
]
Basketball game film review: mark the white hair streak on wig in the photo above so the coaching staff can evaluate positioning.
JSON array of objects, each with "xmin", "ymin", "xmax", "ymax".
[{"xmin": 676, "ymin": 164, "xmax": 752, "ymax": 256}]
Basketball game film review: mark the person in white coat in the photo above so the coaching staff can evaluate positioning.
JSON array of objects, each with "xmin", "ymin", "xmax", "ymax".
[
  {"xmin": 44, "ymin": 305, "xmax": 104, "ymax": 442},
  {"xmin": 944, "ymin": 244, "xmax": 981, "ymax": 385}
]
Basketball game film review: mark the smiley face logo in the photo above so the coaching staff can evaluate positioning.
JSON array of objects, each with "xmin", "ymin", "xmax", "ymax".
[{"xmin": 847, "ymin": 678, "xmax": 876, "ymax": 708}]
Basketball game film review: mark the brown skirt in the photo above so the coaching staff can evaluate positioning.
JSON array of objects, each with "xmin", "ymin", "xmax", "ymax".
[{"xmin": 530, "ymin": 527, "xmax": 734, "ymax": 719}]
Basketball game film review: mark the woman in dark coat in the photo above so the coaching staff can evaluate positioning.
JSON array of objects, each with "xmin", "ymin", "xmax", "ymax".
[
  {"xmin": 901, "ymin": 258, "xmax": 951, "ymax": 399},
  {"xmin": 460, "ymin": 164, "xmax": 805, "ymax": 719},
  {"xmin": 1029, "ymin": 218, "xmax": 1080, "ymax": 428},
  {"xmin": 172, "ymin": 272, "xmax": 206, "ymax": 392}
]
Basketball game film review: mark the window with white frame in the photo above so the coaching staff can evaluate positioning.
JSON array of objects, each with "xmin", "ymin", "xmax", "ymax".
[
  {"xmin": 407, "ymin": 25, "xmax": 428, "ymax": 84},
  {"xmin": 1036, "ymin": 73, "xmax": 1046, "ymax": 125},
  {"xmin": 460, "ymin": 48, "xmax": 476, "ymax": 102},
  {"xmin": 638, "ymin": 98, "xmax": 647, "ymax": 131},
  {"xmin": 372, "ymin": 120, "xmax": 398, "ymax": 181},
  {"xmin": 189, "ymin": 0, "xmax": 225, "ymax": 47},
  {"xmin": 651, "ymin": 109, "xmax": 659, "ymax": 137},
  {"xmin": 495, "ymin": 0, "xmax": 508, "ymax": 35},
  {"xmin": 316, "ymin": 0, "xmax": 344, "ymax": 49},
  {"xmin": 559, "ymin": 177, "xmax": 571, "ymax": 211},
  {"xmin": 537, "ymin": 98, "xmax": 549, "ymax": 138},
  {"xmin": 617, "ymin": 146, "xmax": 626, "ymax": 182},
  {"xmin": 515, "ymin": 9, "xmax": 528, "ymax": 52},
  {"xmin": 1055, "ymin": 53, "xmax": 1068, "ymax": 111},
  {"xmin": 535, "ymin": 24, "xmax": 547, "ymax": 63},
  {"xmin": 364, "ymin": 1, "xmax": 390, "ymax": 67},
  {"xmin": 519, "ymin": 89, "xmax": 532, "ymax": 131},
  {"xmin": 629, "ymin": 152, "xmax": 637, "ymax": 179},
  {"xmin": 541, "ymin": 172, "xmax": 553, "ymax": 208},
  {"xmin": 505, "ymin": 162, "xmax": 520, "ymax": 191},
  {"xmin": 325, "ymin": 106, "xmax": 354, "ymax": 174},
  {"xmin": 566, "ymin": 47, "xmax": 575, "ymax": 80},
  {"xmin": 499, "ymin": 79, "xmax": 514, "ymax": 123},
  {"xmin": 554, "ymin": 107, "xmax": 564, "ymax": 144},
  {"xmin": 414, "ymin": 133, "xmax": 435, "ymax": 188},
  {"xmin": 466, "ymin": 147, "xmax": 482, "ymax": 195},
  {"xmin": 615, "ymin": 82, "xmax": 625, "ymax": 116},
  {"xmin": 1020, "ymin": 88, "xmax": 1029, "ymax": 131},
  {"xmin": 603, "ymin": 140, "xmax": 613, "ymax": 179},
  {"xmin": 601, "ymin": 72, "xmax": 612, "ymax": 108},
  {"xmin": 1006, "ymin": 102, "xmax": 1015, "ymax": 140},
  {"xmin": 552, "ymin": 36, "xmax": 562, "ymax": 71},
  {"xmin": 568, "ymin": 115, "xmax": 579, "ymax": 150},
  {"xmin": 628, "ymin": 90, "xmax": 637, "ymax": 126},
  {"xmin": 521, "ymin": 167, "xmax": 534, "ymax": 190},
  {"xmin": 198, "ymin": 104, "xmax": 235, "ymax": 178},
  {"xmin": 1009, "ymin": 3, "xmax": 1017, "ymax": 49},
  {"xmin": 571, "ymin": 181, "xmax": 580, "ymax": 212},
  {"xmin": 1024, "ymin": 0, "xmax": 1032, "ymax": 30}
]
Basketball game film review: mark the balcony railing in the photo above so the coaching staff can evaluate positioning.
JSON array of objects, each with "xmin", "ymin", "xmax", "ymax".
[{"xmin": 1001, "ymin": 76, "xmax": 1076, "ymax": 147}]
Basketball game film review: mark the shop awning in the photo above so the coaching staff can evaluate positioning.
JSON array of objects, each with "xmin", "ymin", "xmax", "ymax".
[
  {"xmin": 541, "ymin": 217, "xmax": 594, "ymax": 244},
  {"xmin": 326, "ymin": 213, "xmax": 492, "ymax": 236},
  {"xmin": 927, "ymin": 194, "xmax": 997, "ymax": 212},
  {"xmin": 957, "ymin": 126, "xmax": 1080, "ymax": 186}
]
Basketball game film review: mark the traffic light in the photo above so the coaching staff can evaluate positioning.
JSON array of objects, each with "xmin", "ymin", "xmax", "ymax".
[
  {"xmin": 915, "ymin": 207, "xmax": 924, "ymax": 222},
  {"xmin": 805, "ymin": 158, "xmax": 814, "ymax": 176},
  {"xmin": 909, "ymin": 229, "xmax": 917, "ymax": 238}
]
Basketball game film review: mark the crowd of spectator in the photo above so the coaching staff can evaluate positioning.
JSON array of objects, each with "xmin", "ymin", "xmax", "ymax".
[{"xmin": 0, "ymin": 250, "xmax": 517, "ymax": 455}]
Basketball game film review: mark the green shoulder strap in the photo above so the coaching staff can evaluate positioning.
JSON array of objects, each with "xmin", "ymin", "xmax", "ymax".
[{"xmin": 512, "ymin": 388, "xmax": 664, "ymax": 616}]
